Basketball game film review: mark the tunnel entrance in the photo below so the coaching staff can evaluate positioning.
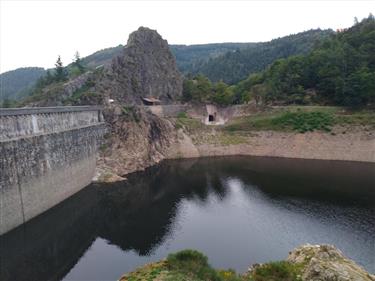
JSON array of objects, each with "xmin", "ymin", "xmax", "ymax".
[{"xmin": 208, "ymin": 114, "xmax": 215, "ymax": 122}]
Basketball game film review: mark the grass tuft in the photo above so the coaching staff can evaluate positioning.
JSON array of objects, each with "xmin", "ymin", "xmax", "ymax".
[
  {"xmin": 120, "ymin": 249, "xmax": 306, "ymax": 281},
  {"xmin": 249, "ymin": 261, "xmax": 303, "ymax": 281}
]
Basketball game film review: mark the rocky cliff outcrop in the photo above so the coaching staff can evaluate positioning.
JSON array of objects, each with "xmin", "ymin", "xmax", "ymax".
[
  {"xmin": 95, "ymin": 27, "xmax": 183, "ymax": 105},
  {"xmin": 96, "ymin": 106, "xmax": 178, "ymax": 181},
  {"xmin": 27, "ymin": 27, "xmax": 182, "ymax": 106}
]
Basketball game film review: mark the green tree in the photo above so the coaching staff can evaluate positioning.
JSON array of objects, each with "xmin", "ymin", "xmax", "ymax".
[
  {"xmin": 182, "ymin": 79, "xmax": 194, "ymax": 101},
  {"xmin": 54, "ymin": 55, "xmax": 67, "ymax": 81},
  {"xmin": 72, "ymin": 51, "xmax": 85, "ymax": 74},
  {"xmin": 250, "ymin": 84, "xmax": 267, "ymax": 105},
  {"xmin": 195, "ymin": 75, "xmax": 212, "ymax": 102},
  {"xmin": 211, "ymin": 81, "xmax": 234, "ymax": 105},
  {"xmin": 1, "ymin": 99, "xmax": 12, "ymax": 108},
  {"xmin": 45, "ymin": 70, "xmax": 54, "ymax": 84},
  {"xmin": 1, "ymin": 98, "xmax": 16, "ymax": 108},
  {"xmin": 344, "ymin": 67, "xmax": 375, "ymax": 105}
]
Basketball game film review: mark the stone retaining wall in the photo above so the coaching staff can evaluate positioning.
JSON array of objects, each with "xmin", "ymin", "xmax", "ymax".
[{"xmin": 143, "ymin": 104, "xmax": 260, "ymax": 124}]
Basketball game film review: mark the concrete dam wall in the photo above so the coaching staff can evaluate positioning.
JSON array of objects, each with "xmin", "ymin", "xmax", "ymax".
[{"xmin": 0, "ymin": 106, "xmax": 106, "ymax": 235}]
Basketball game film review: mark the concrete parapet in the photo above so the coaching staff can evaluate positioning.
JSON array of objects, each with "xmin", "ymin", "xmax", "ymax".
[{"xmin": 0, "ymin": 106, "xmax": 104, "ymax": 141}]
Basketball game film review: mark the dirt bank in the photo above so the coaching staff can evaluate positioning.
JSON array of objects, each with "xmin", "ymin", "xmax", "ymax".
[
  {"xmin": 96, "ymin": 110, "xmax": 374, "ymax": 182},
  {"xmin": 167, "ymin": 129, "xmax": 375, "ymax": 162}
]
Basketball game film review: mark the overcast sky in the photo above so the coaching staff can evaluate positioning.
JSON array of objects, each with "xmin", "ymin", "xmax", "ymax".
[{"xmin": 0, "ymin": 0, "xmax": 373, "ymax": 73}]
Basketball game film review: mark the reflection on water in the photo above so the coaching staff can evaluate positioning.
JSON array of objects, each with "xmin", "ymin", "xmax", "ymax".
[{"xmin": 1, "ymin": 156, "xmax": 374, "ymax": 281}]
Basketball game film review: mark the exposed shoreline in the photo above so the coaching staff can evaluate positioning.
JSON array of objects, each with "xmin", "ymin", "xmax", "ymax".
[
  {"xmin": 168, "ymin": 129, "xmax": 375, "ymax": 162},
  {"xmin": 97, "ymin": 121, "xmax": 375, "ymax": 182}
]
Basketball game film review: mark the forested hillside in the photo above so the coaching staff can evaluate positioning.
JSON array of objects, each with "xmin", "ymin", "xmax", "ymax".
[
  {"xmin": 183, "ymin": 15, "xmax": 375, "ymax": 107},
  {"xmin": 0, "ymin": 29, "xmax": 331, "ymax": 102},
  {"xmin": 78, "ymin": 43, "xmax": 257, "ymax": 72},
  {"xmin": 0, "ymin": 43, "xmax": 250, "ymax": 101},
  {"xmin": 170, "ymin": 43, "xmax": 257, "ymax": 73},
  {"xmin": 80, "ymin": 45, "xmax": 124, "ymax": 69},
  {"xmin": 0, "ymin": 29, "xmax": 331, "ymax": 103},
  {"xmin": 0, "ymin": 67, "xmax": 45, "ymax": 102},
  {"xmin": 3, "ymin": 18, "xmax": 372, "ymax": 107},
  {"xmin": 190, "ymin": 29, "xmax": 333, "ymax": 84},
  {"xmin": 237, "ymin": 15, "xmax": 375, "ymax": 106}
]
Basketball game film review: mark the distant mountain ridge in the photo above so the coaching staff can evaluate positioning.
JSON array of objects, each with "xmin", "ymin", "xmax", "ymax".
[
  {"xmin": 0, "ymin": 28, "xmax": 332, "ymax": 102},
  {"xmin": 0, "ymin": 67, "xmax": 46, "ymax": 101}
]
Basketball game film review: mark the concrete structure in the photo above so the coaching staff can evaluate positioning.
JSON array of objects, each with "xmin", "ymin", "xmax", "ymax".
[
  {"xmin": 0, "ymin": 106, "xmax": 106, "ymax": 235},
  {"xmin": 144, "ymin": 104, "xmax": 260, "ymax": 125},
  {"xmin": 204, "ymin": 104, "xmax": 225, "ymax": 125}
]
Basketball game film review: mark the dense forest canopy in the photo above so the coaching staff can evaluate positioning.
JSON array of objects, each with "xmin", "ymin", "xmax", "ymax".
[
  {"xmin": 183, "ymin": 15, "xmax": 375, "ymax": 107},
  {"xmin": 189, "ymin": 29, "xmax": 333, "ymax": 84},
  {"xmin": 170, "ymin": 43, "xmax": 257, "ymax": 74},
  {"xmin": 249, "ymin": 15, "xmax": 375, "ymax": 106}
]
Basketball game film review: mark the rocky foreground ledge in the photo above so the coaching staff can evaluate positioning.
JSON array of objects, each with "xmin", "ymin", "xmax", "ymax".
[
  {"xmin": 286, "ymin": 245, "xmax": 374, "ymax": 281},
  {"xmin": 119, "ymin": 244, "xmax": 374, "ymax": 281}
]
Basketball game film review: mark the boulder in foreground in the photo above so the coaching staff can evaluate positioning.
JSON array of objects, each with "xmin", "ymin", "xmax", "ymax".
[{"xmin": 286, "ymin": 244, "xmax": 375, "ymax": 281}]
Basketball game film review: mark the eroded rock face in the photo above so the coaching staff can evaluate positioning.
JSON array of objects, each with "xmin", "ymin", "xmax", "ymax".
[
  {"xmin": 96, "ymin": 106, "xmax": 178, "ymax": 181},
  {"xmin": 288, "ymin": 244, "xmax": 375, "ymax": 281},
  {"xmin": 97, "ymin": 27, "xmax": 183, "ymax": 105}
]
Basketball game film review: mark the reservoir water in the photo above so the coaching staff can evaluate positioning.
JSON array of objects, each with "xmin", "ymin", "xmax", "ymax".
[{"xmin": 1, "ymin": 156, "xmax": 374, "ymax": 281}]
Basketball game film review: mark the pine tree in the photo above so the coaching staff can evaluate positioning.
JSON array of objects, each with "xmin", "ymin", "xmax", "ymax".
[
  {"xmin": 73, "ymin": 51, "xmax": 85, "ymax": 73},
  {"xmin": 55, "ymin": 55, "xmax": 66, "ymax": 81}
]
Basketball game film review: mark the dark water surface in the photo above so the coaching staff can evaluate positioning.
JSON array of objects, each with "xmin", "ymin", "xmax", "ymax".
[{"xmin": 1, "ymin": 156, "xmax": 374, "ymax": 281}]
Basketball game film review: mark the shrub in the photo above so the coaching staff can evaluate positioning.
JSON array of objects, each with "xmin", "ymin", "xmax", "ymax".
[
  {"xmin": 272, "ymin": 111, "xmax": 333, "ymax": 133},
  {"xmin": 121, "ymin": 106, "xmax": 140, "ymax": 122},
  {"xmin": 250, "ymin": 261, "xmax": 302, "ymax": 281},
  {"xmin": 177, "ymin": 111, "xmax": 188, "ymax": 119},
  {"xmin": 167, "ymin": 249, "xmax": 209, "ymax": 269},
  {"xmin": 218, "ymin": 269, "xmax": 242, "ymax": 281},
  {"xmin": 167, "ymin": 250, "xmax": 222, "ymax": 281}
]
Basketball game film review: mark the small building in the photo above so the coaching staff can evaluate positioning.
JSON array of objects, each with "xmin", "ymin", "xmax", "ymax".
[{"xmin": 141, "ymin": 97, "xmax": 161, "ymax": 106}]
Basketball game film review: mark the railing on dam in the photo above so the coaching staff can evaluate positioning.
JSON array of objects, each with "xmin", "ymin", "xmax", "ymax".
[{"xmin": 0, "ymin": 106, "xmax": 104, "ymax": 141}]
